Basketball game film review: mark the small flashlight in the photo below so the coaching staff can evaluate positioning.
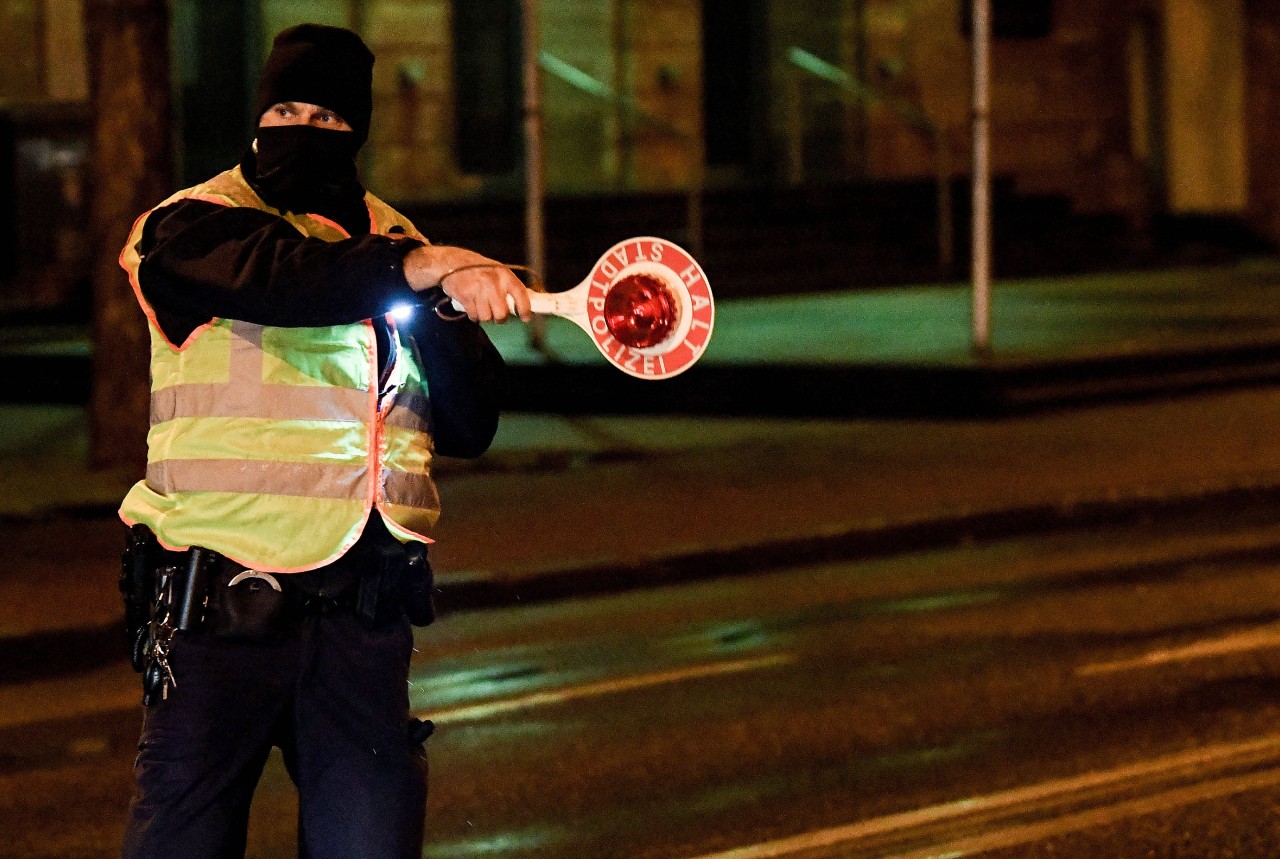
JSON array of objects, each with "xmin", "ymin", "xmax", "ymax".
[{"xmin": 388, "ymin": 302, "xmax": 416, "ymax": 322}]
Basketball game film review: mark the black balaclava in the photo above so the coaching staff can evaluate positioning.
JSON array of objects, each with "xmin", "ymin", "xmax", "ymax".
[{"xmin": 247, "ymin": 24, "xmax": 375, "ymax": 228}]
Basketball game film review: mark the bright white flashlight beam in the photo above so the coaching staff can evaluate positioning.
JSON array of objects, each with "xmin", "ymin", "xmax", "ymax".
[{"xmin": 388, "ymin": 302, "xmax": 416, "ymax": 322}]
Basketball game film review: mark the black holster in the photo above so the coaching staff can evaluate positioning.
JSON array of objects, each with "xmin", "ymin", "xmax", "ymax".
[
  {"xmin": 354, "ymin": 539, "xmax": 435, "ymax": 629},
  {"xmin": 120, "ymin": 525, "xmax": 155, "ymax": 671},
  {"xmin": 398, "ymin": 541, "xmax": 435, "ymax": 627}
]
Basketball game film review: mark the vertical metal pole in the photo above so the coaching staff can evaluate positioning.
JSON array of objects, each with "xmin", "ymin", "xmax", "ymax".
[
  {"xmin": 684, "ymin": 0, "xmax": 703, "ymax": 258},
  {"xmin": 851, "ymin": 0, "xmax": 869, "ymax": 177},
  {"xmin": 612, "ymin": 0, "xmax": 632, "ymax": 190},
  {"xmin": 522, "ymin": 0, "xmax": 547, "ymax": 351},
  {"xmin": 346, "ymin": 0, "xmax": 364, "ymax": 32},
  {"xmin": 785, "ymin": 70, "xmax": 804, "ymax": 186},
  {"xmin": 971, "ymin": 0, "xmax": 992, "ymax": 354}
]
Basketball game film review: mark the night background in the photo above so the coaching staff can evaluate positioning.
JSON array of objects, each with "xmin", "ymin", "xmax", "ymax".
[{"xmin": 7, "ymin": 1, "xmax": 1280, "ymax": 857}]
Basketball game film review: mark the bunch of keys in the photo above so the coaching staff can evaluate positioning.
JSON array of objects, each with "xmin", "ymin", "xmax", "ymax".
[
  {"xmin": 140, "ymin": 548, "xmax": 211, "ymax": 706},
  {"xmin": 142, "ymin": 567, "xmax": 178, "ymax": 706}
]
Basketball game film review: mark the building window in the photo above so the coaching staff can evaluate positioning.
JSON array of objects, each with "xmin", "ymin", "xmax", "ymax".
[
  {"xmin": 702, "ymin": 0, "xmax": 766, "ymax": 169},
  {"xmin": 961, "ymin": 0, "xmax": 1053, "ymax": 39},
  {"xmin": 452, "ymin": 0, "xmax": 521, "ymax": 176}
]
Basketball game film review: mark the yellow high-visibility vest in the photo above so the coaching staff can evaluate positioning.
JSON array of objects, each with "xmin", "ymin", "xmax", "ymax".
[{"xmin": 118, "ymin": 166, "xmax": 440, "ymax": 573}]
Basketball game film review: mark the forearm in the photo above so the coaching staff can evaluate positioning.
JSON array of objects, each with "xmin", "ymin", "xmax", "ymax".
[{"xmin": 402, "ymin": 244, "xmax": 533, "ymax": 324}]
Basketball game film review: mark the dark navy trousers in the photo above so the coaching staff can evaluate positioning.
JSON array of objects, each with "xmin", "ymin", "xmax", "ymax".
[{"xmin": 121, "ymin": 611, "xmax": 427, "ymax": 859}]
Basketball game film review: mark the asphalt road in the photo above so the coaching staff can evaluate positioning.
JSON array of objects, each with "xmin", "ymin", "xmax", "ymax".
[{"xmin": 8, "ymin": 497, "xmax": 1280, "ymax": 857}]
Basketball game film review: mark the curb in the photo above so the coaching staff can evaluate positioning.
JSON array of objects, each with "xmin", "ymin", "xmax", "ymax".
[
  {"xmin": 6, "ymin": 477, "xmax": 1280, "ymax": 683},
  {"xmin": 431, "ymin": 478, "xmax": 1280, "ymax": 613},
  {"xmin": 498, "ymin": 341, "xmax": 1280, "ymax": 419}
]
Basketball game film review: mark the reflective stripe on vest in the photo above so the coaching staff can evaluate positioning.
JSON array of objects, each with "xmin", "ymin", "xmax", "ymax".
[{"xmin": 118, "ymin": 166, "xmax": 440, "ymax": 572}]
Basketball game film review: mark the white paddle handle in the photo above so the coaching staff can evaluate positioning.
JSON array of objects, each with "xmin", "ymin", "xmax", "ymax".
[{"xmin": 450, "ymin": 288, "xmax": 587, "ymax": 324}]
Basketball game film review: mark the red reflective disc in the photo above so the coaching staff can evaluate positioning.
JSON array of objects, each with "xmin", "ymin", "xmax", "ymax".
[
  {"xmin": 603, "ymin": 273, "xmax": 678, "ymax": 349},
  {"xmin": 583, "ymin": 236, "xmax": 713, "ymax": 379}
]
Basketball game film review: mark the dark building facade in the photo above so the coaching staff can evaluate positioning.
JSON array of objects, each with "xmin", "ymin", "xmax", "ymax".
[{"xmin": 1, "ymin": 0, "xmax": 1277, "ymax": 308}]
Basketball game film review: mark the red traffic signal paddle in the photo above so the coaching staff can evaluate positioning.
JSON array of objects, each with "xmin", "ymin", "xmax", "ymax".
[{"xmin": 451, "ymin": 237, "xmax": 714, "ymax": 379}]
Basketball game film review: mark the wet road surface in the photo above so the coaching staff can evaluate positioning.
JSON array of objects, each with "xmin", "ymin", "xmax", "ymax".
[{"xmin": 7, "ymin": 497, "xmax": 1280, "ymax": 856}]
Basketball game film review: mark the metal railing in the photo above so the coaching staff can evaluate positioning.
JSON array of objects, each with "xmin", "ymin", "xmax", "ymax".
[
  {"xmin": 785, "ymin": 47, "xmax": 954, "ymax": 275},
  {"xmin": 538, "ymin": 52, "xmax": 704, "ymax": 257}
]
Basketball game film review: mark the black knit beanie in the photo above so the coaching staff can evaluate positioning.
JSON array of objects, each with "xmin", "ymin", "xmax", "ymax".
[{"xmin": 255, "ymin": 24, "xmax": 375, "ymax": 145}]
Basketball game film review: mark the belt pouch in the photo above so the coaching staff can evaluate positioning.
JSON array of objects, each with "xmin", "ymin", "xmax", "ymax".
[
  {"xmin": 212, "ymin": 566, "xmax": 288, "ymax": 642},
  {"xmin": 400, "ymin": 542, "xmax": 435, "ymax": 627}
]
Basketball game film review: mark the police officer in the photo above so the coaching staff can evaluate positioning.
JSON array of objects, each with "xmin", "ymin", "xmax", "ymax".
[{"xmin": 117, "ymin": 24, "xmax": 531, "ymax": 858}]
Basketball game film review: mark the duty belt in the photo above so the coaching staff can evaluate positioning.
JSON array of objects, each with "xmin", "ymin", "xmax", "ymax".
[
  {"xmin": 122, "ymin": 525, "xmax": 433, "ymax": 706},
  {"xmin": 171, "ymin": 549, "xmax": 369, "ymax": 622}
]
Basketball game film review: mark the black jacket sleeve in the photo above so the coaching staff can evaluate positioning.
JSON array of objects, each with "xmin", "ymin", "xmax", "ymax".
[
  {"xmin": 136, "ymin": 197, "xmax": 506, "ymax": 458},
  {"xmin": 408, "ymin": 304, "xmax": 506, "ymax": 458},
  {"xmin": 136, "ymin": 198, "xmax": 421, "ymax": 342}
]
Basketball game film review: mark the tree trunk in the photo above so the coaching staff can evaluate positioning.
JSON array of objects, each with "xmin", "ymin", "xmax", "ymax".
[{"xmin": 85, "ymin": 0, "xmax": 173, "ymax": 468}]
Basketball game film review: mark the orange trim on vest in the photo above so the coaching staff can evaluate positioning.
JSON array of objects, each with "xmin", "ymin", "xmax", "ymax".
[
  {"xmin": 308, "ymin": 213, "xmax": 350, "ymax": 238},
  {"xmin": 120, "ymin": 196, "xmax": 231, "ymax": 352}
]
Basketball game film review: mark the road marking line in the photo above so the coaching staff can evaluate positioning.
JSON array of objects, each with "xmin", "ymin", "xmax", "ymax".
[
  {"xmin": 882, "ymin": 766, "xmax": 1280, "ymax": 859},
  {"xmin": 1078, "ymin": 622, "xmax": 1280, "ymax": 676},
  {"xmin": 686, "ymin": 733, "xmax": 1280, "ymax": 859},
  {"xmin": 420, "ymin": 653, "xmax": 793, "ymax": 726}
]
